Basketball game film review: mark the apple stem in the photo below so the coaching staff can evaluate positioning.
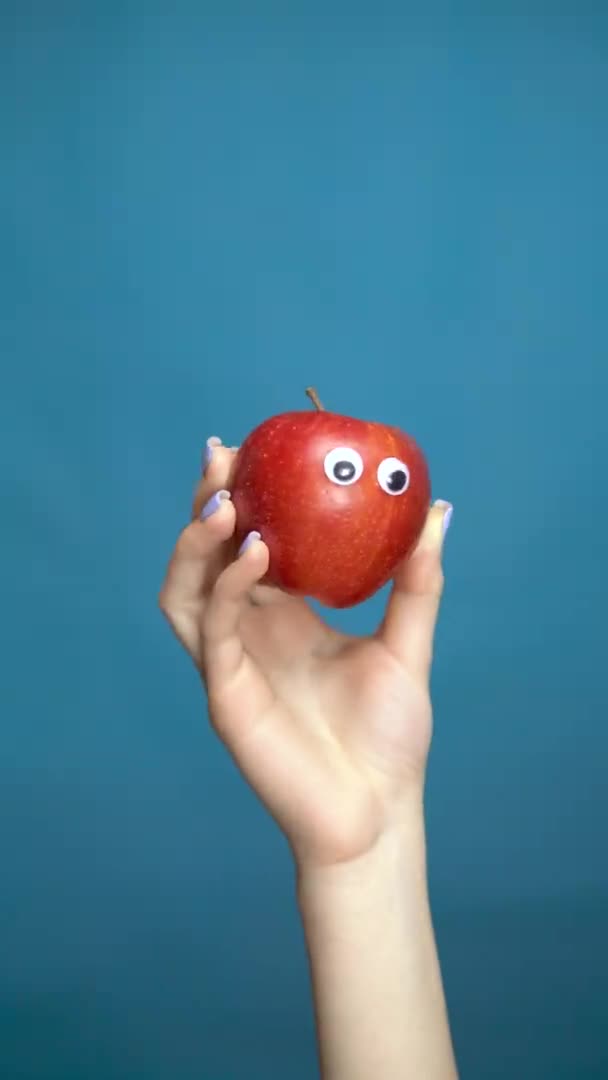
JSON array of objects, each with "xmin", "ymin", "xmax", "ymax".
[{"xmin": 305, "ymin": 386, "xmax": 325, "ymax": 411}]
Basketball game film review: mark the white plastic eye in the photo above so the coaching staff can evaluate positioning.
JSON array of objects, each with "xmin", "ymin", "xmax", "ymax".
[
  {"xmin": 377, "ymin": 457, "xmax": 410, "ymax": 495},
  {"xmin": 323, "ymin": 447, "xmax": 364, "ymax": 486}
]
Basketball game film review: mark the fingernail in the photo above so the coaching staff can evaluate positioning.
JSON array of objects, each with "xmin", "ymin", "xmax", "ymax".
[
  {"xmin": 201, "ymin": 489, "xmax": 230, "ymax": 520},
  {"xmin": 434, "ymin": 500, "xmax": 453, "ymax": 539},
  {"xmin": 202, "ymin": 436, "xmax": 222, "ymax": 472},
  {"xmin": 238, "ymin": 530, "xmax": 261, "ymax": 556}
]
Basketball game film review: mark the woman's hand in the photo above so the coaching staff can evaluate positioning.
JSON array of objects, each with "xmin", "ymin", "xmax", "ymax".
[
  {"xmin": 159, "ymin": 438, "xmax": 452, "ymax": 872},
  {"xmin": 160, "ymin": 437, "xmax": 458, "ymax": 1078}
]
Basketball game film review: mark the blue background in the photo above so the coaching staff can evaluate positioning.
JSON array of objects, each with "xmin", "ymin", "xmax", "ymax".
[{"xmin": 2, "ymin": 9, "xmax": 606, "ymax": 1078}]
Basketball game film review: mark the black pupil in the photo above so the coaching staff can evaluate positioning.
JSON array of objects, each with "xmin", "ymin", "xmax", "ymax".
[
  {"xmin": 387, "ymin": 469, "xmax": 407, "ymax": 492},
  {"xmin": 334, "ymin": 460, "xmax": 356, "ymax": 482}
]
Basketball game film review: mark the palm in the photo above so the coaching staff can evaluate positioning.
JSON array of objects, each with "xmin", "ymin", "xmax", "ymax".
[{"xmin": 207, "ymin": 589, "xmax": 432, "ymax": 866}]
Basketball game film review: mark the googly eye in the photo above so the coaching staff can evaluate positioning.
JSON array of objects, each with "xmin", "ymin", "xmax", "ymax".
[
  {"xmin": 377, "ymin": 457, "xmax": 410, "ymax": 495},
  {"xmin": 323, "ymin": 447, "xmax": 364, "ymax": 486}
]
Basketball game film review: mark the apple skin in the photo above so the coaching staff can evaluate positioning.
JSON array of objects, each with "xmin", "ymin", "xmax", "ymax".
[{"xmin": 231, "ymin": 408, "xmax": 431, "ymax": 609}]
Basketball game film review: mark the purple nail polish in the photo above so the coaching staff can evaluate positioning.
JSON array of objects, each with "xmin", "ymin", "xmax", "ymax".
[
  {"xmin": 201, "ymin": 489, "xmax": 230, "ymax": 520},
  {"xmin": 238, "ymin": 530, "xmax": 261, "ymax": 556},
  {"xmin": 202, "ymin": 436, "xmax": 222, "ymax": 472},
  {"xmin": 442, "ymin": 505, "xmax": 453, "ymax": 538}
]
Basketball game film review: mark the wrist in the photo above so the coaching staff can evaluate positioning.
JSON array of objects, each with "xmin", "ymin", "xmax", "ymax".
[
  {"xmin": 293, "ymin": 795, "xmax": 457, "ymax": 1080},
  {"xmin": 294, "ymin": 796, "xmax": 428, "ymax": 920}
]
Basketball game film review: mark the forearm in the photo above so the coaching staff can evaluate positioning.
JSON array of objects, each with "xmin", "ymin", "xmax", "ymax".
[{"xmin": 296, "ymin": 801, "xmax": 458, "ymax": 1080}]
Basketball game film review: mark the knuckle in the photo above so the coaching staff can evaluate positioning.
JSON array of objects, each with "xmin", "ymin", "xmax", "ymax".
[
  {"xmin": 201, "ymin": 449, "xmax": 234, "ymax": 491},
  {"xmin": 158, "ymin": 594, "xmax": 178, "ymax": 629}
]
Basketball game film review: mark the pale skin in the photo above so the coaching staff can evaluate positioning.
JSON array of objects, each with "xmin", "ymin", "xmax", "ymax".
[{"xmin": 159, "ymin": 437, "xmax": 458, "ymax": 1080}]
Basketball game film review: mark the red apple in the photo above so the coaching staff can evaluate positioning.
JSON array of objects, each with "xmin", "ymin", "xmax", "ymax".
[{"xmin": 231, "ymin": 388, "xmax": 431, "ymax": 608}]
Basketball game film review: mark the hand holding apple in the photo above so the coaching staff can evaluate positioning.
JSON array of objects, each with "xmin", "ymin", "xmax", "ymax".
[
  {"xmin": 161, "ymin": 429, "xmax": 452, "ymax": 867},
  {"xmin": 231, "ymin": 388, "xmax": 431, "ymax": 608},
  {"xmin": 160, "ymin": 397, "xmax": 455, "ymax": 1080}
]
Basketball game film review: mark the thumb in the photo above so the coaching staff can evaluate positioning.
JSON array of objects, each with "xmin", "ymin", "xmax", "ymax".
[{"xmin": 377, "ymin": 500, "xmax": 453, "ymax": 682}]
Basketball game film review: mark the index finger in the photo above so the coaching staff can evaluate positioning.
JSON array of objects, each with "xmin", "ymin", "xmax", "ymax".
[{"xmin": 192, "ymin": 440, "xmax": 239, "ymax": 519}]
